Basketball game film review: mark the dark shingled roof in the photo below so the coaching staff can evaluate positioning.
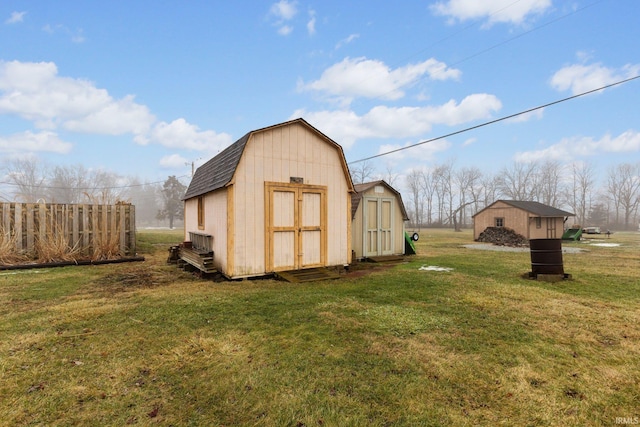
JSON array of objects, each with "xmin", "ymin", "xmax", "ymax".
[
  {"xmin": 473, "ymin": 200, "xmax": 574, "ymax": 218},
  {"xmin": 183, "ymin": 118, "xmax": 354, "ymax": 200},
  {"xmin": 183, "ymin": 132, "xmax": 250, "ymax": 200},
  {"xmin": 350, "ymin": 180, "xmax": 410, "ymax": 221}
]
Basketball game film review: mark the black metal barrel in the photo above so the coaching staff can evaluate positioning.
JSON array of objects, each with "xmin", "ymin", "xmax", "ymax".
[{"xmin": 530, "ymin": 239, "xmax": 564, "ymax": 275}]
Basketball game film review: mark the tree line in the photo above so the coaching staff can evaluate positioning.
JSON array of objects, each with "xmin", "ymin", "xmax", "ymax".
[
  {"xmin": 3, "ymin": 157, "xmax": 639, "ymax": 231},
  {"xmin": 0, "ymin": 158, "xmax": 187, "ymax": 229},
  {"xmin": 351, "ymin": 159, "xmax": 640, "ymax": 231}
]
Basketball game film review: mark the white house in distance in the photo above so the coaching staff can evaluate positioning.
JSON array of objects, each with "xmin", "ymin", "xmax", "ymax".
[
  {"xmin": 351, "ymin": 180, "xmax": 410, "ymax": 260},
  {"xmin": 182, "ymin": 118, "xmax": 355, "ymax": 279}
]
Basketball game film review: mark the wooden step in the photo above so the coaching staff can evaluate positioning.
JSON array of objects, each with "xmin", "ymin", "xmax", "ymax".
[
  {"xmin": 276, "ymin": 267, "xmax": 340, "ymax": 283},
  {"xmin": 178, "ymin": 247, "xmax": 217, "ymax": 273}
]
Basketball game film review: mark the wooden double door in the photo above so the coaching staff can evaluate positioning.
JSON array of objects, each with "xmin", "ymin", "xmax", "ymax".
[
  {"xmin": 265, "ymin": 182, "xmax": 327, "ymax": 272},
  {"xmin": 364, "ymin": 197, "xmax": 394, "ymax": 257}
]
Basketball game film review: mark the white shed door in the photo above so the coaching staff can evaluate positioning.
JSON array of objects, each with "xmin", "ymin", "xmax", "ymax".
[
  {"xmin": 364, "ymin": 197, "xmax": 394, "ymax": 257},
  {"xmin": 266, "ymin": 183, "xmax": 327, "ymax": 272}
]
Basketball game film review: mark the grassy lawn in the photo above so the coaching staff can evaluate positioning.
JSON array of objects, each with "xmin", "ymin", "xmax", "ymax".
[{"xmin": 1, "ymin": 228, "xmax": 638, "ymax": 426}]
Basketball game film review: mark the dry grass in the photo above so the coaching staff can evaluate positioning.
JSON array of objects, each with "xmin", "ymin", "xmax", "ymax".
[
  {"xmin": 0, "ymin": 227, "xmax": 26, "ymax": 265},
  {"xmin": 91, "ymin": 228, "xmax": 122, "ymax": 261},
  {"xmin": 0, "ymin": 229, "xmax": 638, "ymax": 426},
  {"xmin": 33, "ymin": 227, "xmax": 81, "ymax": 264}
]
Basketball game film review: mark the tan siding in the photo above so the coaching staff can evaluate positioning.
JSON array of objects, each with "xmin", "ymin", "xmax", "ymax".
[
  {"xmin": 473, "ymin": 202, "xmax": 567, "ymax": 240},
  {"xmin": 184, "ymin": 198, "xmax": 198, "ymax": 241},
  {"xmin": 184, "ymin": 190, "xmax": 229, "ymax": 274},
  {"xmin": 352, "ymin": 185, "xmax": 407, "ymax": 258},
  {"xmin": 230, "ymin": 122, "xmax": 351, "ymax": 277},
  {"xmin": 206, "ymin": 191, "xmax": 228, "ymax": 274},
  {"xmin": 473, "ymin": 201, "xmax": 528, "ymax": 240}
]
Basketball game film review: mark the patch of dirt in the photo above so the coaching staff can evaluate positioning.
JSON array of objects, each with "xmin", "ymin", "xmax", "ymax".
[
  {"xmin": 93, "ymin": 264, "xmax": 176, "ymax": 294},
  {"xmin": 344, "ymin": 262, "xmax": 398, "ymax": 278}
]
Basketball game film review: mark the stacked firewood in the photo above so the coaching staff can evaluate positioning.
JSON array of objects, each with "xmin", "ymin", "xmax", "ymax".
[{"xmin": 476, "ymin": 227, "xmax": 529, "ymax": 247}]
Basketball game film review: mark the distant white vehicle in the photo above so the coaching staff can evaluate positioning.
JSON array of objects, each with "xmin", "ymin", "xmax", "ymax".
[{"xmin": 583, "ymin": 226, "xmax": 601, "ymax": 234}]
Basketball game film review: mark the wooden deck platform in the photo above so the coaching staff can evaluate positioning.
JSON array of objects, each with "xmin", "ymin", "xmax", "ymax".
[
  {"xmin": 275, "ymin": 267, "xmax": 340, "ymax": 283},
  {"xmin": 178, "ymin": 247, "xmax": 216, "ymax": 274}
]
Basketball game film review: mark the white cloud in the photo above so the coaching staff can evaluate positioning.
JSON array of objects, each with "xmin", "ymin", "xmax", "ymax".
[
  {"xmin": 376, "ymin": 139, "xmax": 452, "ymax": 162},
  {"xmin": 0, "ymin": 60, "xmax": 233, "ymax": 154},
  {"xmin": 41, "ymin": 23, "xmax": 85, "ymax": 43},
  {"xmin": 159, "ymin": 154, "xmax": 189, "ymax": 169},
  {"xmin": 550, "ymin": 62, "xmax": 640, "ymax": 95},
  {"xmin": 5, "ymin": 11, "xmax": 26, "ymax": 24},
  {"xmin": 505, "ymin": 108, "xmax": 544, "ymax": 123},
  {"xmin": 431, "ymin": 0, "xmax": 551, "ymax": 26},
  {"xmin": 514, "ymin": 130, "xmax": 640, "ymax": 163},
  {"xmin": 149, "ymin": 118, "xmax": 233, "ymax": 152},
  {"xmin": 298, "ymin": 57, "xmax": 461, "ymax": 104},
  {"xmin": 335, "ymin": 34, "xmax": 359, "ymax": 50},
  {"xmin": 0, "ymin": 60, "xmax": 156, "ymax": 138},
  {"xmin": 307, "ymin": 10, "xmax": 316, "ymax": 35},
  {"xmin": 269, "ymin": 0, "xmax": 298, "ymax": 35},
  {"xmin": 462, "ymin": 137, "xmax": 477, "ymax": 146},
  {"xmin": 270, "ymin": 0, "xmax": 297, "ymax": 20},
  {"xmin": 0, "ymin": 130, "xmax": 72, "ymax": 154},
  {"xmin": 293, "ymin": 93, "xmax": 502, "ymax": 149},
  {"xmin": 278, "ymin": 25, "xmax": 293, "ymax": 36}
]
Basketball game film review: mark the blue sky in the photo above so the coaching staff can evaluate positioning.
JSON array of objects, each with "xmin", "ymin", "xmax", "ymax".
[{"xmin": 1, "ymin": 0, "xmax": 639, "ymax": 192}]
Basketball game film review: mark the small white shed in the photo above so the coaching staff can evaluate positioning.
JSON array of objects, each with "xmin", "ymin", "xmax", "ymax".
[
  {"xmin": 182, "ymin": 118, "xmax": 355, "ymax": 279},
  {"xmin": 351, "ymin": 180, "xmax": 410, "ymax": 260}
]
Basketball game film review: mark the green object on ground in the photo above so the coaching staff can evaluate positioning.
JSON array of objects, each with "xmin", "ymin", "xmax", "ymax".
[
  {"xmin": 562, "ymin": 227, "xmax": 582, "ymax": 241},
  {"xmin": 405, "ymin": 231, "xmax": 417, "ymax": 254}
]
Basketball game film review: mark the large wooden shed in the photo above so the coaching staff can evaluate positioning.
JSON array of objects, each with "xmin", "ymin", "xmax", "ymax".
[
  {"xmin": 182, "ymin": 118, "xmax": 355, "ymax": 279},
  {"xmin": 472, "ymin": 200, "xmax": 574, "ymax": 240},
  {"xmin": 351, "ymin": 180, "xmax": 410, "ymax": 260}
]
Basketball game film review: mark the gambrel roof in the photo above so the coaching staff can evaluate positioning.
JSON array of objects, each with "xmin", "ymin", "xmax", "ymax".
[
  {"xmin": 183, "ymin": 118, "xmax": 353, "ymax": 200},
  {"xmin": 472, "ymin": 200, "xmax": 574, "ymax": 218},
  {"xmin": 350, "ymin": 180, "xmax": 410, "ymax": 221},
  {"xmin": 183, "ymin": 132, "xmax": 250, "ymax": 200}
]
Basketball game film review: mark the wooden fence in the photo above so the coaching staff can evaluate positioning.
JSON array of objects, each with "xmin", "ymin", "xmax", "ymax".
[{"xmin": 0, "ymin": 203, "xmax": 136, "ymax": 259}]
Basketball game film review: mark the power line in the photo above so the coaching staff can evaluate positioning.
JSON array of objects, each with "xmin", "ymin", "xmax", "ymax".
[
  {"xmin": 348, "ymin": 74, "xmax": 640, "ymax": 165},
  {"xmin": 370, "ymin": 0, "xmax": 605, "ymax": 102},
  {"xmin": 0, "ymin": 174, "xmax": 191, "ymax": 191}
]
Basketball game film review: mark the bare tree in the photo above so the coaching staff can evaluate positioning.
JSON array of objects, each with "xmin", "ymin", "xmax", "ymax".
[
  {"xmin": 497, "ymin": 161, "xmax": 539, "ymax": 200},
  {"xmin": 453, "ymin": 166, "xmax": 483, "ymax": 229},
  {"xmin": 83, "ymin": 169, "xmax": 128, "ymax": 204},
  {"xmin": 607, "ymin": 163, "xmax": 640, "ymax": 230},
  {"xmin": 420, "ymin": 168, "xmax": 436, "ymax": 226},
  {"xmin": 349, "ymin": 160, "xmax": 376, "ymax": 185},
  {"xmin": 405, "ymin": 169, "xmax": 423, "ymax": 228},
  {"xmin": 480, "ymin": 173, "xmax": 500, "ymax": 209},
  {"xmin": 382, "ymin": 164, "xmax": 399, "ymax": 187},
  {"xmin": 47, "ymin": 164, "xmax": 91, "ymax": 203},
  {"xmin": 433, "ymin": 162, "xmax": 454, "ymax": 226},
  {"xmin": 2, "ymin": 158, "xmax": 48, "ymax": 202},
  {"xmin": 537, "ymin": 160, "xmax": 562, "ymax": 206},
  {"xmin": 565, "ymin": 162, "xmax": 595, "ymax": 226}
]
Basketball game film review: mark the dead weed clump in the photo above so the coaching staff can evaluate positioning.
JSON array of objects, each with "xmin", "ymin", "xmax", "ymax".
[
  {"xmin": 33, "ymin": 229, "xmax": 81, "ymax": 264},
  {"xmin": 0, "ymin": 227, "xmax": 27, "ymax": 265},
  {"xmin": 91, "ymin": 230, "xmax": 122, "ymax": 261}
]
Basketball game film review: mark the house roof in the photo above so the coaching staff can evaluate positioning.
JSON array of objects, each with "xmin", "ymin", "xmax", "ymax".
[
  {"xmin": 183, "ymin": 118, "xmax": 354, "ymax": 200},
  {"xmin": 350, "ymin": 180, "xmax": 410, "ymax": 221},
  {"xmin": 472, "ymin": 200, "xmax": 574, "ymax": 218}
]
